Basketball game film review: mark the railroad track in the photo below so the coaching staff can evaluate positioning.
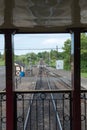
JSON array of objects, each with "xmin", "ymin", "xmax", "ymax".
[
  {"xmin": 45, "ymin": 67, "xmax": 87, "ymax": 90},
  {"xmin": 19, "ymin": 67, "xmax": 71, "ymax": 130}
]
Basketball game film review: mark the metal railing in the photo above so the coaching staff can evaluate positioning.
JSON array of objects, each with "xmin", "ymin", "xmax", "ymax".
[
  {"xmin": 0, "ymin": 90, "xmax": 87, "ymax": 130},
  {"xmin": 81, "ymin": 90, "xmax": 87, "ymax": 130},
  {"xmin": 0, "ymin": 91, "xmax": 6, "ymax": 130},
  {"xmin": 14, "ymin": 90, "xmax": 72, "ymax": 130}
]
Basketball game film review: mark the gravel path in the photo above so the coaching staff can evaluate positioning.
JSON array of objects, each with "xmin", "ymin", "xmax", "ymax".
[{"xmin": 48, "ymin": 67, "xmax": 87, "ymax": 89}]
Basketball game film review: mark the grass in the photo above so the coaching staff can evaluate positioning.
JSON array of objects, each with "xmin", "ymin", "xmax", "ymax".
[
  {"xmin": 0, "ymin": 59, "xmax": 5, "ymax": 66},
  {"xmin": 81, "ymin": 73, "xmax": 87, "ymax": 78}
]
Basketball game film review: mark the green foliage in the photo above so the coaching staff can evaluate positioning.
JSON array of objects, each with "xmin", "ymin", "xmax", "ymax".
[
  {"xmin": 62, "ymin": 33, "xmax": 87, "ymax": 72},
  {"xmin": 62, "ymin": 39, "xmax": 71, "ymax": 53},
  {"xmin": 50, "ymin": 59, "xmax": 56, "ymax": 68},
  {"xmin": 15, "ymin": 52, "xmax": 37, "ymax": 66},
  {"xmin": 81, "ymin": 73, "xmax": 87, "ymax": 78},
  {"xmin": 38, "ymin": 51, "xmax": 49, "ymax": 64},
  {"xmin": 62, "ymin": 39, "xmax": 71, "ymax": 70},
  {"xmin": 0, "ymin": 58, "xmax": 5, "ymax": 66},
  {"xmin": 14, "ymin": 50, "xmax": 64, "ymax": 68},
  {"xmin": 0, "ymin": 52, "xmax": 5, "ymax": 66},
  {"xmin": 81, "ymin": 33, "xmax": 87, "ymax": 49},
  {"xmin": 81, "ymin": 33, "xmax": 87, "ymax": 73},
  {"xmin": 50, "ymin": 50, "xmax": 58, "ymax": 60}
]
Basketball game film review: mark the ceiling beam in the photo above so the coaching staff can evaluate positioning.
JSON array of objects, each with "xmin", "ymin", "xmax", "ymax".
[
  {"xmin": 71, "ymin": 0, "xmax": 81, "ymax": 26},
  {"xmin": 3, "ymin": 0, "xmax": 14, "ymax": 28}
]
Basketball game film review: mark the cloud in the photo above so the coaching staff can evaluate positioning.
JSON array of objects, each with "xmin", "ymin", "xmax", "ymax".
[
  {"xmin": 14, "ymin": 34, "xmax": 71, "ymax": 54},
  {"xmin": 42, "ymin": 38, "xmax": 65, "ymax": 48}
]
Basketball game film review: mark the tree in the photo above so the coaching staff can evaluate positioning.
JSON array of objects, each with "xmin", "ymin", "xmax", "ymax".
[
  {"xmin": 62, "ymin": 39, "xmax": 71, "ymax": 70},
  {"xmin": 62, "ymin": 33, "xmax": 87, "ymax": 72},
  {"xmin": 81, "ymin": 33, "xmax": 87, "ymax": 72},
  {"xmin": 50, "ymin": 50, "xmax": 58, "ymax": 60},
  {"xmin": 81, "ymin": 33, "xmax": 87, "ymax": 49},
  {"xmin": 37, "ymin": 52, "xmax": 43, "ymax": 59}
]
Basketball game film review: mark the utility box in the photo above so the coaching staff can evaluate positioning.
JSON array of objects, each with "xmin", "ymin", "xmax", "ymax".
[
  {"xmin": 56, "ymin": 60, "xmax": 64, "ymax": 69},
  {"xmin": 20, "ymin": 71, "xmax": 25, "ymax": 77}
]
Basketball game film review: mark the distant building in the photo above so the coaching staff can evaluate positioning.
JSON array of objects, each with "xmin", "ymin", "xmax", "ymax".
[
  {"xmin": 14, "ymin": 61, "xmax": 25, "ymax": 76},
  {"xmin": 56, "ymin": 60, "xmax": 64, "ymax": 69}
]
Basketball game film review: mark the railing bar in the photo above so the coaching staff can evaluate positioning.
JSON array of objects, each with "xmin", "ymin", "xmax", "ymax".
[
  {"xmin": 47, "ymin": 78, "xmax": 63, "ymax": 130},
  {"xmin": 70, "ymin": 93, "xmax": 72, "ymax": 130},
  {"xmin": 63, "ymin": 94, "xmax": 64, "ymax": 130},
  {"xmin": 49, "ymin": 100, "xmax": 51, "ymax": 130},
  {"xmin": 0, "ymin": 95, "xmax": 2, "ymax": 130},
  {"xmin": 24, "ymin": 94, "xmax": 34, "ymax": 130},
  {"xmin": 55, "ymin": 99, "xmax": 57, "ymax": 130},
  {"xmin": 0, "ymin": 91, "xmax": 6, "ymax": 94},
  {"xmin": 23, "ymin": 95, "xmax": 24, "ymax": 129},
  {"xmin": 0, "ymin": 89, "xmax": 87, "ymax": 94},
  {"xmin": 30, "ymin": 102, "xmax": 31, "ymax": 130},
  {"xmin": 14, "ymin": 94, "xmax": 17, "ymax": 130},
  {"xmin": 36, "ymin": 100, "xmax": 38, "ymax": 130},
  {"xmin": 85, "ymin": 93, "xmax": 87, "ymax": 130},
  {"xmin": 51, "ymin": 93, "xmax": 62, "ymax": 130},
  {"xmin": 43, "ymin": 100, "xmax": 44, "ymax": 130},
  {"xmin": 15, "ymin": 89, "xmax": 72, "ymax": 94}
]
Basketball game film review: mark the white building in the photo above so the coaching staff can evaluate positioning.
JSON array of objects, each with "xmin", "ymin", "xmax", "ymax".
[{"xmin": 56, "ymin": 60, "xmax": 64, "ymax": 70}]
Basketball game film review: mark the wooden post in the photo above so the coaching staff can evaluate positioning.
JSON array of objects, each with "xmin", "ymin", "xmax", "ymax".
[
  {"xmin": 5, "ymin": 30, "xmax": 15, "ymax": 130},
  {"xmin": 71, "ymin": 29, "xmax": 81, "ymax": 130}
]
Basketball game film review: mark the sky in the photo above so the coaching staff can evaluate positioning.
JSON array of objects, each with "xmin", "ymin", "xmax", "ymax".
[{"xmin": 0, "ymin": 33, "xmax": 71, "ymax": 55}]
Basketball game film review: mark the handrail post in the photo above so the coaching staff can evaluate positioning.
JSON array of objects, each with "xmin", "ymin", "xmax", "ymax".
[
  {"xmin": 14, "ymin": 93, "xmax": 17, "ymax": 130},
  {"xmin": 71, "ymin": 28, "xmax": 81, "ymax": 130},
  {"xmin": 4, "ymin": 29, "xmax": 16, "ymax": 130}
]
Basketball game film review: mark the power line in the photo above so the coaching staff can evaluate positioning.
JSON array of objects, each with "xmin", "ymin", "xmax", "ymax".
[{"xmin": 13, "ymin": 48, "xmax": 62, "ymax": 50}]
